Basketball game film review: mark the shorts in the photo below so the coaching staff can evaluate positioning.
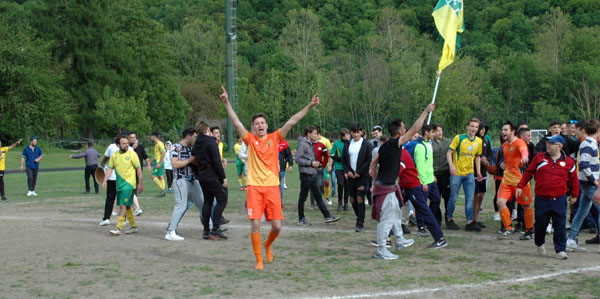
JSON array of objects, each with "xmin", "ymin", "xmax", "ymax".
[
  {"xmin": 497, "ymin": 182, "xmax": 532, "ymax": 205},
  {"xmin": 323, "ymin": 169, "xmax": 331, "ymax": 180},
  {"xmin": 152, "ymin": 161, "xmax": 165, "ymax": 177},
  {"xmin": 246, "ymin": 185, "xmax": 284, "ymax": 221},
  {"xmin": 236, "ymin": 163, "xmax": 245, "ymax": 176},
  {"xmin": 117, "ymin": 188, "xmax": 135, "ymax": 207},
  {"xmin": 334, "ymin": 170, "xmax": 346, "ymax": 187},
  {"xmin": 475, "ymin": 178, "xmax": 487, "ymax": 193},
  {"xmin": 347, "ymin": 175, "xmax": 369, "ymax": 198}
]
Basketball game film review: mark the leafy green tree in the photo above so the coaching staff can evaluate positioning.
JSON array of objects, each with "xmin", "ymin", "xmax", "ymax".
[{"xmin": 94, "ymin": 86, "xmax": 152, "ymax": 135}]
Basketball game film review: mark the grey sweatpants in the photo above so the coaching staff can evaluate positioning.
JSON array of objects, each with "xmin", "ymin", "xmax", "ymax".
[
  {"xmin": 167, "ymin": 179, "xmax": 204, "ymax": 232},
  {"xmin": 377, "ymin": 192, "xmax": 405, "ymax": 251}
]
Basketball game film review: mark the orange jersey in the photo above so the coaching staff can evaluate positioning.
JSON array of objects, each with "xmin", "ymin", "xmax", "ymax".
[
  {"xmin": 501, "ymin": 138, "xmax": 528, "ymax": 186},
  {"xmin": 243, "ymin": 129, "xmax": 284, "ymax": 186}
]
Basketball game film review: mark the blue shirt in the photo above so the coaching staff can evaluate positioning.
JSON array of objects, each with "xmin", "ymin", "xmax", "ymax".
[{"xmin": 22, "ymin": 146, "xmax": 43, "ymax": 169}]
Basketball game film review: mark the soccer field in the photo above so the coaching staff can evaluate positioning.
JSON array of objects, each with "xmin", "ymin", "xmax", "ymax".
[{"xmin": 1, "ymin": 151, "xmax": 600, "ymax": 298}]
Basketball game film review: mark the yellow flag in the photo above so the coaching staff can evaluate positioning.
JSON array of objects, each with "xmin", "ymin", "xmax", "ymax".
[{"xmin": 432, "ymin": 0, "xmax": 464, "ymax": 71}]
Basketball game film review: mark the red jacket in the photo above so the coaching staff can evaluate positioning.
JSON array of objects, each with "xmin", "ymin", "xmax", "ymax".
[
  {"xmin": 517, "ymin": 152, "xmax": 579, "ymax": 199},
  {"xmin": 398, "ymin": 149, "xmax": 421, "ymax": 189},
  {"xmin": 313, "ymin": 142, "xmax": 329, "ymax": 168}
]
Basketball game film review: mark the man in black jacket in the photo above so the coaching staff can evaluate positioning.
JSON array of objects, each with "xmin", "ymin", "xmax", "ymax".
[
  {"xmin": 342, "ymin": 123, "xmax": 373, "ymax": 232},
  {"xmin": 535, "ymin": 120, "xmax": 579, "ymax": 157},
  {"xmin": 193, "ymin": 121, "xmax": 228, "ymax": 240}
]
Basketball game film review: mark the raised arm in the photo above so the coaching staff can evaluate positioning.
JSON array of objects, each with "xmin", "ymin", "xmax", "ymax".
[
  {"xmin": 398, "ymin": 104, "xmax": 435, "ymax": 146},
  {"xmin": 280, "ymin": 94, "xmax": 320, "ymax": 137},
  {"xmin": 9, "ymin": 139, "xmax": 22, "ymax": 149},
  {"xmin": 220, "ymin": 86, "xmax": 247, "ymax": 138}
]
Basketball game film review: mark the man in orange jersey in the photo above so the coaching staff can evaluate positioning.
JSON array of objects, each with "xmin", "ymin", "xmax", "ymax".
[
  {"xmin": 496, "ymin": 121, "xmax": 534, "ymax": 240},
  {"xmin": 220, "ymin": 86, "xmax": 320, "ymax": 270}
]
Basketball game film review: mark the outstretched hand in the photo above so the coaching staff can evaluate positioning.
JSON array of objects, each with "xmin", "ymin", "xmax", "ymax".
[
  {"xmin": 220, "ymin": 86, "xmax": 229, "ymax": 104},
  {"xmin": 310, "ymin": 94, "xmax": 320, "ymax": 107},
  {"xmin": 426, "ymin": 103, "xmax": 435, "ymax": 113}
]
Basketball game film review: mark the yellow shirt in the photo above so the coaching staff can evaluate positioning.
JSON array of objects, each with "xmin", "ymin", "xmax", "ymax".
[
  {"xmin": 0, "ymin": 147, "xmax": 9, "ymax": 171},
  {"xmin": 319, "ymin": 136, "xmax": 332, "ymax": 152},
  {"xmin": 449, "ymin": 134, "xmax": 482, "ymax": 176},
  {"xmin": 218, "ymin": 141, "xmax": 224, "ymax": 158},
  {"xmin": 108, "ymin": 149, "xmax": 141, "ymax": 190},
  {"xmin": 154, "ymin": 141, "xmax": 165, "ymax": 163}
]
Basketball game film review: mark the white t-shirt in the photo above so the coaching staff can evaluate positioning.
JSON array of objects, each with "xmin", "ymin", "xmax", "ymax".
[
  {"xmin": 104, "ymin": 144, "xmax": 119, "ymax": 181},
  {"xmin": 164, "ymin": 148, "xmax": 172, "ymax": 170},
  {"xmin": 348, "ymin": 138, "xmax": 363, "ymax": 172}
]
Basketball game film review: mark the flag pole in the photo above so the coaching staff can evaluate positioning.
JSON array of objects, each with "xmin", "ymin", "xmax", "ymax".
[{"xmin": 426, "ymin": 70, "xmax": 442, "ymax": 125}]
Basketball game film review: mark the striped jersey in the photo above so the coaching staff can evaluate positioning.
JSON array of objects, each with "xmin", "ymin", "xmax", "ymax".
[
  {"xmin": 578, "ymin": 137, "xmax": 599, "ymax": 184},
  {"xmin": 172, "ymin": 143, "xmax": 195, "ymax": 179}
]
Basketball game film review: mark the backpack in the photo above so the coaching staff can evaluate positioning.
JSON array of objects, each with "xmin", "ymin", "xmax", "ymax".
[{"xmin": 404, "ymin": 137, "xmax": 428, "ymax": 161}]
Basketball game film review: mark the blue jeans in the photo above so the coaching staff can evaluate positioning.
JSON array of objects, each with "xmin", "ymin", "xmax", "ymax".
[
  {"xmin": 279, "ymin": 171, "xmax": 286, "ymax": 204},
  {"xmin": 447, "ymin": 174, "xmax": 475, "ymax": 222},
  {"xmin": 568, "ymin": 182, "xmax": 600, "ymax": 240}
]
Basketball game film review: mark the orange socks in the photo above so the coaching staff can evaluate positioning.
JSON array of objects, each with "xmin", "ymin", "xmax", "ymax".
[
  {"xmin": 251, "ymin": 232, "xmax": 263, "ymax": 270},
  {"xmin": 263, "ymin": 230, "xmax": 279, "ymax": 263},
  {"xmin": 500, "ymin": 208, "xmax": 512, "ymax": 230},
  {"xmin": 524, "ymin": 208, "xmax": 534, "ymax": 231}
]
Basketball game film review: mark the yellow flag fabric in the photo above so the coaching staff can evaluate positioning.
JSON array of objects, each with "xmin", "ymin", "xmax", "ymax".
[{"xmin": 432, "ymin": 0, "xmax": 464, "ymax": 71}]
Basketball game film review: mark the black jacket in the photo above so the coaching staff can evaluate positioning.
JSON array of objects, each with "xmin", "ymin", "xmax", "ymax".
[
  {"xmin": 535, "ymin": 134, "xmax": 579, "ymax": 157},
  {"xmin": 279, "ymin": 147, "xmax": 293, "ymax": 171},
  {"xmin": 192, "ymin": 134, "xmax": 226, "ymax": 183},
  {"xmin": 342, "ymin": 139, "xmax": 373, "ymax": 176}
]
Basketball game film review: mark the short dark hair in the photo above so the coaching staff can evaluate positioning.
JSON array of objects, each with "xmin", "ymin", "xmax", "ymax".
[
  {"xmin": 182, "ymin": 127, "xmax": 196, "ymax": 139},
  {"xmin": 584, "ymin": 119, "xmax": 600, "ymax": 135},
  {"xmin": 304, "ymin": 125, "xmax": 318, "ymax": 136},
  {"xmin": 576, "ymin": 120, "xmax": 585, "ymax": 129},
  {"xmin": 517, "ymin": 127, "xmax": 530, "ymax": 138},
  {"xmin": 503, "ymin": 120, "xmax": 516, "ymax": 132},
  {"xmin": 340, "ymin": 128, "xmax": 350, "ymax": 138},
  {"xmin": 421, "ymin": 124, "xmax": 433, "ymax": 136},
  {"xmin": 387, "ymin": 119, "xmax": 403, "ymax": 137},
  {"xmin": 350, "ymin": 123, "xmax": 363, "ymax": 133},
  {"xmin": 549, "ymin": 120, "xmax": 561, "ymax": 127},
  {"xmin": 117, "ymin": 135, "xmax": 128, "ymax": 144},
  {"xmin": 87, "ymin": 141, "xmax": 93, "ymax": 147},
  {"xmin": 210, "ymin": 126, "xmax": 220, "ymax": 132},
  {"xmin": 195, "ymin": 120, "xmax": 210, "ymax": 135},
  {"xmin": 128, "ymin": 131, "xmax": 136, "ymax": 136},
  {"xmin": 151, "ymin": 132, "xmax": 159, "ymax": 137},
  {"xmin": 379, "ymin": 134, "xmax": 389, "ymax": 143},
  {"xmin": 315, "ymin": 126, "xmax": 322, "ymax": 134},
  {"xmin": 252, "ymin": 113, "xmax": 268, "ymax": 124},
  {"xmin": 517, "ymin": 121, "xmax": 528, "ymax": 129},
  {"xmin": 431, "ymin": 123, "xmax": 443, "ymax": 131}
]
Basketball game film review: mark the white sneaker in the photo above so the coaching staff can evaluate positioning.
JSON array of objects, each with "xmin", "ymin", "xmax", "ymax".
[
  {"xmin": 493, "ymin": 212, "xmax": 500, "ymax": 222},
  {"xmin": 537, "ymin": 245, "xmax": 546, "ymax": 256},
  {"xmin": 26, "ymin": 191, "xmax": 32, "ymax": 196},
  {"xmin": 109, "ymin": 229, "xmax": 121, "ymax": 236},
  {"xmin": 111, "ymin": 211, "xmax": 118, "ymax": 216},
  {"xmin": 134, "ymin": 209, "xmax": 142, "ymax": 216},
  {"xmin": 284, "ymin": 183, "xmax": 288, "ymax": 190},
  {"xmin": 566, "ymin": 222, "xmax": 571, "ymax": 229},
  {"xmin": 32, "ymin": 191, "xmax": 38, "ymax": 196},
  {"xmin": 566, "ymin": 239, "xmax": 586, "ymax": 252},
  {"xmin": 555, "ymin": 251, "xmax": 568, "ymax": 260},
  {"xmin": 546, "ymin": 223, "xmax": 553, "ymax": 234},
  {"xmin": 395, "ymin": 238, "xmax": 415, "ymax": 250},
  {"xmin": 165, "ymin": 231, "xmax": 184, "ymax": 241},
  {"xmin": 326, "ymin": 199, "xmax": 333, "ymax": 205},
  {"xmin": 99, "ymin": 219, "xmax": 110, "ymax": 226},
  {"xmin": 511, "ymin": 209, "xmax": 517, "ymax": 220}
]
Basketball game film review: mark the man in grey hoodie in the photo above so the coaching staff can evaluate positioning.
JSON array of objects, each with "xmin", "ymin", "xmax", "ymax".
[{"xmin": 295, "ymin": 125, "xmax": 340, "ymax": 225}]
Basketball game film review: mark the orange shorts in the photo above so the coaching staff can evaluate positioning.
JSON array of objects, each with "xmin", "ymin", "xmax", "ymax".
[
  {"xmin": 497, "ymin": 182, "xmax": 533, "ymax": 205},
  {"xmin": 246, "ymin": 185, "xmax": 284, "ymax": 221}
]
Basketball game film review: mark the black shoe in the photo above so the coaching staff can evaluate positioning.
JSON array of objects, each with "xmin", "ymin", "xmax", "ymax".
[
  {"xmin": 297, "ymin": 217, "xmax": 311, "ymax": 226},
  {"xmin": 210, "ymin": 230, "xmax": 228, "ymax": 240},
  {"xmin": 325, "ymin": 215, "xmax": 340, "ymax": 223},
  {"xmin": 220, "ymin": 217, "xmax": 230, "ymax": 225},
  {"xmin": 409, "ymin": 215, "xmax": 417, "ymax": 227},
  {"xmin": 476, "ymin": 221, "xmax": 486, "ymax": 228},
  {"xmin": 401, "ymin": 224, "xmax": 411, "ymax": 234},
  {"xmin": 354, "ymin": 224, "xmax": 365, "ymax": 232},
  {"xmin": 428, "ymin": 239, "xmax": 448, "ymax": 249},
  {"xmin": 219, "ymin": 227, "xmax": 229, "ymax": 233},
  {"xmin": 585, "ymin": 235, "xmax": 600, "ymax": 244},
  {"xmin": 590, "ymin": 227, "xmax": 597, "ymax": 234},
  {"xmin": 465, "ymin": 222, "xmax": 481, "ymax": 232},
  {"xmin": 519, "ymin": 231, "xmax": 533, "ymax": 240},
  {"xmin": 203, "ymin": 231, "xmax": 216, "ymax": 240},
  {"xmin": 370, "ymin": 240, "xmax": 392, "ymax": 248},
  {"xmin": 95, "ymin": 190, "xmax": 99, "ymax": 194},
  {"xmin": 337, "ymin": 204, "xmax": 343, "ymax": 212},
  {"xmin": 417, "ymin": 227, "xmax": 428, "ymax": 237},
  {"xmin": 343, "ymin": 205, "xmax": 350, "ymax": 211},
  {"xmin": 157, "ymin": 189, "xmax": 167, "ymax": 197},
  {"xmin": 1, "ymin": 197, "xmax": 7, "ymax": 202},
  {"xmin": 514, "ymin": 222, "xmax": 523, "ymax": 234},
  {"xmin": 446, "ymin": 220, "xmax": 460, "ymax": 230}
]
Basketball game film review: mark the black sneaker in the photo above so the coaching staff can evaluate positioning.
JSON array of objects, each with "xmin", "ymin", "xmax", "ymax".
[
  {"xmin": 446, "ymin": 220, "xmax": 460, "ymax": 230},
  {"xmin": 203, "ymin": 231, "xmax": 216, "ymax": 240},
  {"xmin": 417, "ymin": 227, "xmax": 428, "ymax": 237},
  {"xmin": 514, "ymin": 222, "xmax": 523, "ymax": 234},
  {"xmin": 586, "ymin": 235, "xmax": 600, "ymax": 244},
  {"xmin": 337, "ymin": 204, "xmax": 343, "ymax": 212},
  {"xmin": 428, "ymin": 239, "xmax": 448, "ymax": 249},
  {"xmin": 220, "ymin": 217, "xmax": 230, "ymax": 225},
  {"xmin": 401, "ymin": 224, "xmax": 411, "ymax": 234},
  {"xmin": 219, "ymin": 227, "xmax": 229, "ymax": 233},
  {"xmin": 343, "ymin": 205, "xmax": 350, "ymax": 211},
  {"xmin": 157, "ymin": 189, "xmax": 167, "ymax": 197},
  {"xmin": 370, "ymin": 240, "xmax": 392, "ymax": 248},
  {"xmin": 324, "ymin": 215, "xmax": 340, "ymax": 223},
  {"xmin": 465, "ymin": 222, "xmax": 481, "ymax": 232},
  {"xmin": 1, "ymin": 197, "xmax": 7, "ymax": 202},
  {"xmin": 354, "ymin": 224, "xmax": 365, "ymax": 232},
  {"xmin": 476, "ymin": 221, "xmax": 486, "ymax": 228},
  {"xmin": 297, "ymin": 217, "xmax": 311, "ymax": 226},
  {"xmin": 409, "ymin": 215, "xmax": 417, "ymax": 227},
  {"xmin": 210, "ymin": 230, "xmax": 228, "ymax": 240},
  {"xmin": 519, "ymin": 231, "xmax": 533, "ymax": 240}
]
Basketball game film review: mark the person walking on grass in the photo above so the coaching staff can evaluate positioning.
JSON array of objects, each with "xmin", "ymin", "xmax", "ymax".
[
  {"xmin": 431, "ymin": 123, "xmax": 452, "ymax": 222},
  {"xmin": 413, "ymin": 125, "xmax": 443, "ymax": 231},
  {"xmin": 164, "ymin": 141, "xmax": 174, "ymax": 193},
  {"xmin": 128, "ymin": 132, "xmax": 150, "ymax": 216},
  {"xmin": 278, "ymin": 139, "xmax": 293, "ymax": 205},
  {"xmin": 165, "ymin": 127, "xmax": 205, "ymax": 241},
  {"xmin": 102, "ymin": 135, "xmax": 143, "ymax": 236},
  {"xmin": 517, "ymin": 134, "xmax": 578, "ymax": 260},
  {"xmin": 0, "ymin": 138, "xmax": 23, "ymax": 201},
  {"xmin": 296, "ymin": 125, "xmax": 340, "ymax": 226},
  {"xmin": 330, "ymin": 128, "xmax": 351, "ymax": 212},
  {"xmin": 150, "ymin": 132, "xmax": 167, "ymax": 197},
  {"xmin": 235, "ymin": 136, "xmax": 248, "ymax": 191},
  {"xmin": 21, "ymin": 137, "xmax": 43, "ymax": 196},
  {"xmin": 221, "ymin": 85, "xmax": 319, "ymax": 270},
  {"xmin": 98, "ymin": 136, "xmax": 121, "ymax": 226},
  {"xmin": 70, "ymin": 142, "xmax": 100, "ymax": 194}
]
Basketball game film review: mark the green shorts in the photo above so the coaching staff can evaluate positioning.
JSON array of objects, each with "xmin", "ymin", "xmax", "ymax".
[
  {"xmin": 323, "ymin": 169, "xmax": 331, "ymax": 180},
  {"xmin": 152, "ymin": 161, "xmax": 165, "ymax": 177},
  {"xmin": 236, "ymin": 163, "xmax": 245, "ymax": 176},
  {"xmin": 117, "ymin": 188, "xmax": 135, "ymax": 207}
]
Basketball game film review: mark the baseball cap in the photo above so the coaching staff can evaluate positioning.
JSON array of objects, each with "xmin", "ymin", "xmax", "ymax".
[
  {"xmin": 545, "ymin": 135, "xmax": 565, "ymax": 146},
  {"xmin": 372, "ymin": 125, "xmax": 383, "ymax": 131}
]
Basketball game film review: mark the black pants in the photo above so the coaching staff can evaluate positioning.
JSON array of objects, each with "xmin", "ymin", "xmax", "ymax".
[
  {"xmin": 309, "ymin": 172, "xmax": 324, "ymax": 206},
  {"xmin": 435, "ymin": 171, "xmax": 451, "ymax": 219},
  {"xmin": 84, "ymin": 164, "xmax": 99, "ymax": 192},
  {"xmin": 335, "ymin": 170, "xmax": 349, "ymax": 206},
  {"xmin": 26, "ymin": 168, "xmax": 39, "ymax": 191},
  {"xmin": 298, "ymin": 173, "xmax": 331, "ymax": 220},
  {"xmin": 166, "ymin": 169, "xmax": 173, "ymax": 189},
  {"xmin": 103, "ymin": 180, "xmax": 117, "ymax": 220},
  {"xmin": 0, "ymin": 170, "xmax": 5, "ymax": 198},
  {"xmin": 200, "ymin": 180, "xmax": 228, "ymax": 232}
]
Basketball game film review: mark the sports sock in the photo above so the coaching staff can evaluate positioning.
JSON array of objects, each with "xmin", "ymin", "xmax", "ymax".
[
  {"xmin": 152, "ymin": 177, "xmax": 162, "ymax": 189},
  {"xmin": 159, "ymin": 178, "xmax": 166, "ymax": 190},
  {"xmin": 238, "ymin": 178, "xmax": 243, "ymax": 187},
  {"xmin": 324, "ymin": 184, "xmax": 331, "ymax": 199},
  {"xmin": 524, "ymin": 208, "xmax": 534, "ymax": 231},
  {"xmin": 500, "ymin": 207, "xmax": 512, "ymax": 230},
  {"xmin": 264, "ymin": 230, "xmax": 279, "ymax": 263},
  {"xmin": 126, "ymin": 208, "xmax": 137, "ymax": 228},
  {"xmin": 251, "ymin": 232, "xmax": 263, "ymax": 270},
  {"xmin": 116, "ymin": 216, "xmax": 125, "ymax": 230}
]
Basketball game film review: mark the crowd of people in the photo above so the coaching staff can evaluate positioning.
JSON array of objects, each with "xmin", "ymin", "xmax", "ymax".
[{"xmin": 2, "ymin": 90, "xmax": 600, "ymax": 267}]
